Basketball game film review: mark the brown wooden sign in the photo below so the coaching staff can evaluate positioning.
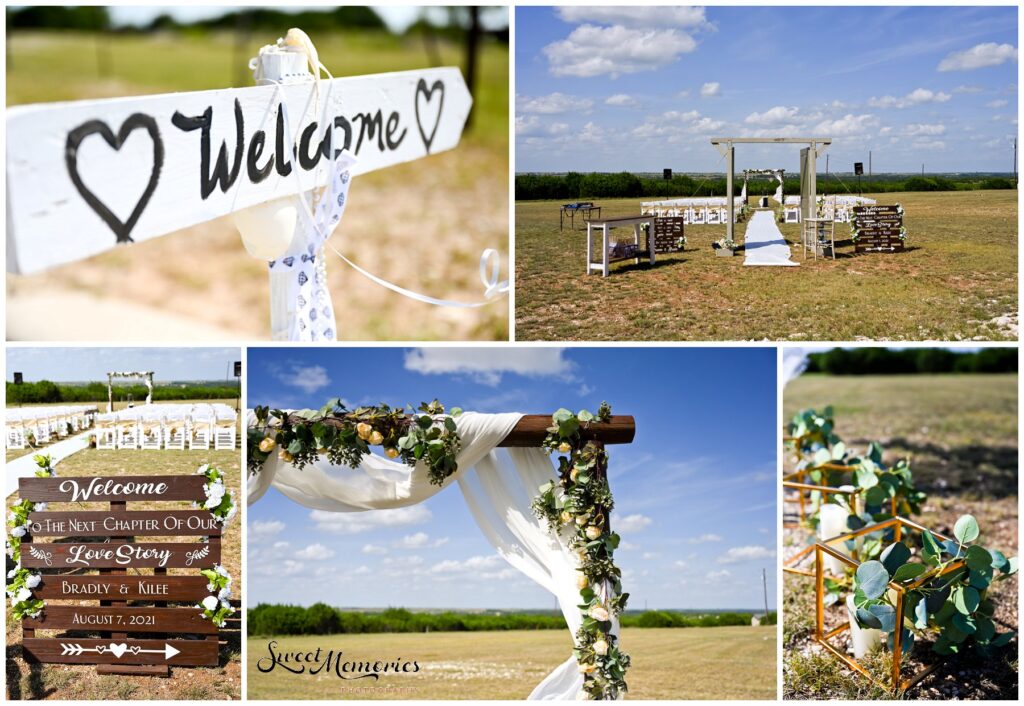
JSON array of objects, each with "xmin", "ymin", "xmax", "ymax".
[
  {"xmin": 24, "ymin": 606, "xmax": 218, "ymax": 634},
  {"xmin": 653, "ymin": 217, "xmax": 685, "ymax": 253},
  {"xmin": 32, "ymin": 575, "xmax": 211, "ymax": 601},
  {"xmin": 27, "ymin": 510, "xmax": 222, "ymax": 537},
  {"xmin": 22, "ymin": 638, "xmax": 219, "ymax": 666},
  {"xmin": 853, "ymin": 205, "xmax": 905, "ymax": 253},
  {"xmin": 20, "ymin": 475, "xmax": 206, "ymax": 502},
  {"xmin": 21, "ymin": 541, "xmax": 219, "ymax": 569}
]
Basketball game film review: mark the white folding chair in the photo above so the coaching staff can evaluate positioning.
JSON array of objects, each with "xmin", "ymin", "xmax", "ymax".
[{"xmin": 95, "ymin": 414, "xmax": 117, "ymax": 449}]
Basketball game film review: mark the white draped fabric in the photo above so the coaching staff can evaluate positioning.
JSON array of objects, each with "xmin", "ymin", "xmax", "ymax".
[{"xmin": 248, "ymin": 411, "xmax": 616, "ymax": 700}]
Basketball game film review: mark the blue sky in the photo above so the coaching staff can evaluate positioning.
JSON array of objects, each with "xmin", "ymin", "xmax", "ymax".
[
  {"xmin": 516, "ymin": 6, "xmax": 1018, "ymax": 173},
  {"xmin": 247, "ymin": 346, "xmax": 778, "ymax": 611},
  {"xmin": 5, "ymin": 347, "xmax": 240, "ymax": 382}
]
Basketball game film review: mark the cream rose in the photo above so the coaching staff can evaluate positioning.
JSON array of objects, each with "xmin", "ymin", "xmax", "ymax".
[
  {"xmin": 560, "ymin": 511, "xmax": 573, "ymax": 524},
  {"xmin": 577, "ymin": 662, "xmax": 596, "ymax": 674},
  {"xmin": 575, "ymin": 515, "xmax": 589, "ymax": 526},
  {"xmin": 385, "ymin": 447, "xmax": 400, "ymax": 459},
  {"xmin": 570, "ymin": 468, "xmax": 579, "ymax": 482},
  {"xmin": 591, "ymin": 639, "xmax": 609, "ymax": 656},
  {"xmin": 369, "ymin": 430, "xmax": 384, "ymax": 446},
  {"xmin": 588, "ymin": 604, "xmax": 610, "ymax": 621},
  {"xmin": 585, "ymin": 525, "xmax": 602, "ymax": 540},
  {"xmin": 278, "ymin": 449, "xmax": 294, "ymax": 463},
  {"xmin": 259, "ymin": 436, "xmax": 276, "ymax": 453},
  {"xmin": 576, "ymin": 571, "xmax": 589, "ymax": 590},
  {"xmin": 558, "ymin": 442, "xmax": 572, "ymax": 453},
  {"xmin": 356, "ymin": 422, "xmax": 372, "ymax": 440}
]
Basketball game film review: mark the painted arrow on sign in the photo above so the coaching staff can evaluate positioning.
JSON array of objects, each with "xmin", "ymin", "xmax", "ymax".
[
  {"xmin": 61, "ymin": 642, "xmax": 181, "ymax": 660},
  {"xmin": 6, "ymin": 66, "xmax": 472, "ymax": 274}
]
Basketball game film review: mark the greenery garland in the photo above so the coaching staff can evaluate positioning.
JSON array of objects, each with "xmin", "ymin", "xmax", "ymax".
[
  {"xmin": 199, "ymin": 564, "xmax": 235, "ymax": 627},
  {"xmin": 248, "ymin": 399, "xmax": 462, "ymax": 486},
  {"xmin": 532, "ymin": 403, "xmax": 631, "ymax": 700},
  {"xmin": 195, "ymin": 463, "xmax": 238, "ymax": 526},
  {"xmin": 6, "ymin": 455, "xmax": 55, "ymax": 620},
  {"xmin": 849, "ymin": 514, "xmax": 1018, "ymax": 656}
]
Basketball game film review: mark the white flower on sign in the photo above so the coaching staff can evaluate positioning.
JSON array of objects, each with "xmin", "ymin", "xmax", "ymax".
[
  {"xmin": 218, "ymin": 587, "xmax": 232, "ymax": 601},
  {"xmin": 25, "ymin": 574, "xmax": 41, "ymax": 589},
  {"xmin": 202, "ymin": 595, "xmax": 219, "ymax": 611},
  {"xmin": 10, "ymin": 526, "xmax": 26, "ymax": 538}
]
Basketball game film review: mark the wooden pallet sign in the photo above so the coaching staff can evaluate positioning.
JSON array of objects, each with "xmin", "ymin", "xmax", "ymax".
[
  {"xmin": 17, "ymin": 475, "xmax": 224, "ymax": 673},
  {"xmin": 6, "ymin": 67, "xmax": 472, "ymax": 274},
  {"xmin": 852, "ymin": 205, "xmax": 905, "ymax": 253},
  {"xmin": 652, "ymin": 217, "xmax": 684, "ymax": 253}
]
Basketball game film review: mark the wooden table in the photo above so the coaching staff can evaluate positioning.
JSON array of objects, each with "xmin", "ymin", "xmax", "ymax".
[
  {"xmin": 560, "ymin": 203, "xmax": 601, "ymax": 231},
  {"xmin": 586, "ymin": 215, "xmax": 656, "ymax": 277}
]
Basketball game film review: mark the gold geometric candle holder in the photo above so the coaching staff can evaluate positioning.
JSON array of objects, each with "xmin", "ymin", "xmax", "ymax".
[{"xmin": 813, "ymin": 516, "xmax": 963, "ymax": 693}]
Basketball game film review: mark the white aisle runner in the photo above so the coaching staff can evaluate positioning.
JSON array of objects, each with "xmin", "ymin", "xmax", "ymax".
[
  {"xmin": 5, "ymin": 431, "xmax": 92, "ymax": 496},
  {"xmin": 743, "ymin": 210, "xmax": 799, "ymax": 266}
]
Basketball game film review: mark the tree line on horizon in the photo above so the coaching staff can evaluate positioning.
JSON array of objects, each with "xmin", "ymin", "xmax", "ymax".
[
  {"xmin": 515, "ymin": 172, "xmax": 1016, "ymax": 201},
  {"xmin": 247, "ymin": 604, "xmax": 777, "ymax": 636},
  {"xmin": 6, "ymin": 380, "xmax": 240, "ymax": 405},
  {"xmin": 6, "ymin": 5, "xmax": 509, "ymax": 42},
  {"xmin": 805, "ymin": 348, "xmax": 1017, "ymax": 376}
]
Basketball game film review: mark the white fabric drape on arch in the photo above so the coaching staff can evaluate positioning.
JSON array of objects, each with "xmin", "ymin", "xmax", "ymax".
[{"xmin": 247, "ymin": 411, "xmax": 619, "ymax": 699}]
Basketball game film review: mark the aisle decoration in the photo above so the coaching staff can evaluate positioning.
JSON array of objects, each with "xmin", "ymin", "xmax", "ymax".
[{"xmin": 198, "ymin": 564, "xmax": 236, "ymax": 627}]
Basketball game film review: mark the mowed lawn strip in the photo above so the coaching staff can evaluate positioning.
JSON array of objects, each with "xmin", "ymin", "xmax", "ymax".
[
  {"xmin": 5, "ymin": 448, "xmax": 242, "ymax": 700},
  {"xmin": 515, "ymin": 190, "xmax": 1017, "ymax": 341},
  {"xmin": 246, "ymin": 625, "xmax": 777, "ymax": 700}
]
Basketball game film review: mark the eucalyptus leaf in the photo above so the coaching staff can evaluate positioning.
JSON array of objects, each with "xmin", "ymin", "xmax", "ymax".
[
  {"xmin": 880, "ymin": 542, "xmax": 911, "ymax": 577},
  {"xmin": 952, "ymin": 613, "xmax": 976, "ymax": 635},
  {"xmin": 921, "ymin": 530, "xmax": 942, "ymax": 564},
  {"xmin": 892, "ymin": 563, "xmax": 927, "ymax": 583},
  {"xmin": 867, "ymin": 603, "xmax": 897, "ymax": 633},
  {"xmin": 914, "ymin": 596, "xmax": 929, "ymax": 629},
  {"xmin": 954, "ymin": 514, "xmax": 980, "ymax": 544},
  {"xmin": 965, "ymin": 545, "xmax": 991, "ymax": 571},
  {"xmin": 952, "ymin": 585, "xmax": 980, "ymax": 615},
  {"xmin": 856, "ymin": 606, "xmax": 883, "ymax": 629},
  {"xmin": 855, "ymin": 465, "xmax": 879, "ymax": 489},
  {"xmin": 813, "ymin": 448, "xmax": 832, "ymax": 467},
  {"xmin": 856, "ymin": 561, "xmax": 889, "ymax": 600},
  {"xmin": 974, "ymin": 615, "xmax": 996, "ymax": 643},
  {"xmin": 990, "ymin": 631, "xmax": 1015, "ymax": 647},
  {"xmin": 831, "ymin": 441, "xmax": 846, "ymax": 460}
]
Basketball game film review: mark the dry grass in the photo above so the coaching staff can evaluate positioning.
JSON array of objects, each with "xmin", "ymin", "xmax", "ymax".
[
  {"xmin": 783, "ymin": 374, "xmax": 1018, "ymax": 699},
  {"xmin": 5, "ymin": 448, "xmax": 242, "ymax": 700},
  {"xmin": 515, "ymin": 191, "xmax": 1017, "ymax": 341},
  {"xmin": 6, "ymin": 31, "xmax": 509, "ymax": 342},
  {"xmin": 246, "ymin": 626, "xmax": 777, "ymax": 700}
]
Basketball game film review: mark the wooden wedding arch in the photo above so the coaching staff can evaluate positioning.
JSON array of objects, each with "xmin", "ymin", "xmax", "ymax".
[
  {"xmin": 711, "ymin": 137, "xmax": 832, "ymax": 243},
  {"xmin": 106, "ymin": 371, "xmax": 154, "ymax": 412}
]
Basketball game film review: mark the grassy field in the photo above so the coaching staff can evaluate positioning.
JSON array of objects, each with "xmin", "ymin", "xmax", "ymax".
[
  {"xmin": 783, "ymin": 374, "xmax": 1018, "ymax": 699},
  {"xmin": 246, "ymin": 625, "xmax": 777, "ymax": 700},
  {"xmin": 515, "ymin": 191, "xmax": 1017, "ymax": 341},
  {"xmin": 5, "ymin": 398, "xmax": 241, "ymax": 464},
  {"xmin": 5, "ymin": 448, "xmax": 242, "ymax": 700},
  {"xmin": 6, "ymin": 30, "xmax": 509, "ymax": 341}
]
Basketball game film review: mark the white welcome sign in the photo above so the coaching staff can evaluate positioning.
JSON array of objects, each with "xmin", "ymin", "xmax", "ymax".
[{"xmin": 6, "ymin": 67, "xmax": 471, "ymax": 274}]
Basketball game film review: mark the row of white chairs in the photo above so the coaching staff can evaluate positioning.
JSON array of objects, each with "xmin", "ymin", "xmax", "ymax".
[
  {"xmin": 93, "ymin": 404, "xmax": 238, "ymax": 451},
  {"xmin": 641, "ymin": 206, "xmax": 737, "ymax": 224},
  {"xmin": 6, "ymin": 405, "xmax": 98, "ymax": 449}
]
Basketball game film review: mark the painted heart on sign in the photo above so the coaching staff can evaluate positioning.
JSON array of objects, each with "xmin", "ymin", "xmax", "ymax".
[
  {"xmin": 414, "ymin": 78, "xmax": 445, "ymax": 154},
  {"xmin": 128, "ymin": 646, "xmax": 142, "ymax": 655},
  {"xmin": 108, "ymin": 643, "xmax": 128, "ymax": 658},
  {"xmin": 65, "ymin": 113, "xmax": 165, "ymax": 244}
]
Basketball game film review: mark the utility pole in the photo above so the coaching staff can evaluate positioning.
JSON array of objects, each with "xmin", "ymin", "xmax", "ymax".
[
  {"xmin": 762, "ymin": 568, "xmax": 770, "ymax": 620},
  {"xmin": 869, "ymin": 150, "xmax": 872, "ymax": 178},
  {"xmin": 825, "ymin": 154, "xmax": 829, "ymax": 194}
]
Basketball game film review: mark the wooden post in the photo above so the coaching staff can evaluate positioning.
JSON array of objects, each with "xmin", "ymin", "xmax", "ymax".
[{"xmin": 726, "ymin": 143, "xmax": 734, "ymax": 244}]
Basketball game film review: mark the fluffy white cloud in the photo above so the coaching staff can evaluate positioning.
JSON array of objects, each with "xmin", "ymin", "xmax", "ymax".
[
  {"xmin": 310, "ymin": 506, "xmax": 431, "ymax": 534},
  {"xmin": 275, "ymin": 364, "xmax": 330, "ymax": 394},
  {"xmin": 517, "ymin": 92, "xmax": 591, "ymax": 114},
  {"xmin": 391, "ymin": 532, "xmax": 448, "ymax": 549},
  {"xmin": 516, "ymin": 115, "xmax": 571, "ymax": 137},
  {"xmin": 986, "ymin": 99, "xmax": 1009, "ymax": 108},
  {"xmin": 953, "ymin": 84, "xmax": 984, "ymax": 94},
  {"xmin": 700, "ymin": 82, "xmax": 721, "ymax": 98},
  {"xmin": 361, "ymin": 544, "xmax": 388, "ymax": 555},
  {"xmin": 616, "ymin": 514, "xmax": 653, "ymax": 532},
  {"xmin": 718, "ymin": 545, "xmax": 776, "ymax": 564},
  {"xmin": 632, "ymin": 110, "xmax": 725, "ymax": 141},
  {"xmin": 687, "ymin": 533, "xmax": 723, "ymax": 544},
  {"xmin": 903, "ymin": 123, "xmax": 946, "ymax": 136},
  {"xmin": 296, "ymin": 543, "xmax": 336, "ymax": 561},
  {"xmin": 938, "ymin": 42, "xmax": 1018, "ymax": 72},
  {"xmin": 250, "ymin": 520, "xmax": 285, "ymax": 538},
  {"xmin": 868, "ymin": 88, "xmax": 951, "ymax": 109},
  {"xmin": 557, "ymin": 6, "xmax": 708, "ymax": 29},
  {"xmin": 605, "ymin": 93, "xmax": 637, "ymax": 107},
  {"xmin": 544, "ymin": 25, "xmax": 698, "ymax": 79},
  {"xmin": 404, "ymin": 348, "xmax": 576, "ymax": 386},
  {"xmin": 745, "ymin": 106, "xmax": 800, "ymax": 126},
  {"xmin": 706, "ymin": 569, "xmax": 731, "ymax": 581},
  {"xmin": 813, "ymin": 113, "xmax": 879, "ymax": 137}
]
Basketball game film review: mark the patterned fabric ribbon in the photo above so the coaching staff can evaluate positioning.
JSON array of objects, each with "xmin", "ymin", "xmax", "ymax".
[{"xmin": 267, "ymin": 152, "xmax": 356, "ymax": 342}]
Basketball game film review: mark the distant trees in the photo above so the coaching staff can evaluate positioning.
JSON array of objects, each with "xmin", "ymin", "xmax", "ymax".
[
  {"xmin": 7, "ymin": 6, "xmax": 110, "ymax": 31},
  {"xmin": 246, "ymin": 604, "xmax": 775, "ymax": 636},
  {"xmin": 5, "ymin": 381, "xmax": 240, "ymax": 404},
  {"xmin": 805, "ymin": 348, "xmax": 1018, "ymax": 376}
]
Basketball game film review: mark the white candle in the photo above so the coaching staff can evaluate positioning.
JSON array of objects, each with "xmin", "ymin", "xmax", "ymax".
[
  {"xmin": 818, "ymin": 502, "xmax": 850, "ymax": 575},
  {"xmin": 846, "ymin": 594, "xmax": 883, "ymax": 658}
]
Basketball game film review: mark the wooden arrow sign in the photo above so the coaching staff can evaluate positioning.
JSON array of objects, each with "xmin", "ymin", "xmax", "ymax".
[
  {"xmin": 7, "ymin": 67, "xmax": 472, "ymax": 274},
  {"xmin": 22, "ymin": 638, "xmax": 218, "ymax": 666}
]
